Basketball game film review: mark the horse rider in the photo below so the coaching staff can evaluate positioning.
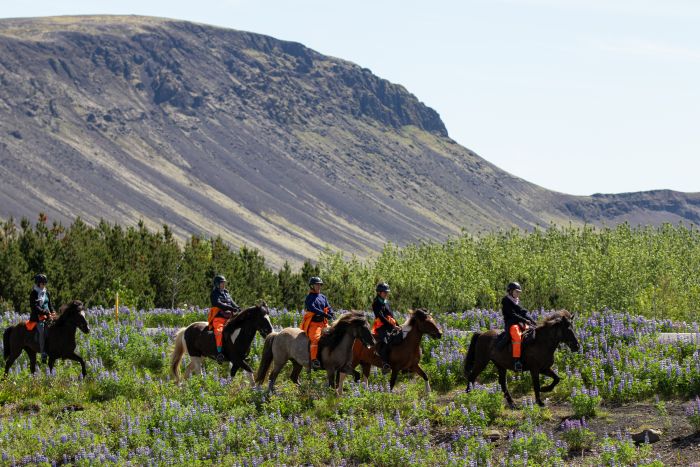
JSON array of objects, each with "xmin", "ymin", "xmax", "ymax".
[
  {"xmin": 28, "ymin": 274, "xmax": 56, "ymax": 364},
  {"xmin": 208, "ymin": 275, "xmax": 241, "ymax": 363},
  {"xmin": 371, "ymin": 282, "xmax": 400, "ymax": 371},
  {"xmin": 502, "ymin": 281, "xmax": 536, "ymax": 371},
  {"xmin": 300, "ymin": 276, "xmax": 334, "ymax": 369}
]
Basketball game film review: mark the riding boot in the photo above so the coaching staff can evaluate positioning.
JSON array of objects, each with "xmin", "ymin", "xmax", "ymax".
[
  {"xmin": 38, "ymin": 322, "xmax": 47, "ymax": 364},
  {"xmin": 513, "ymin": 358, "xmax": 523, "ymax": 372},
  {"xmin": 379, "ymin": 342, "xmax": 392, "ymax": 373}
]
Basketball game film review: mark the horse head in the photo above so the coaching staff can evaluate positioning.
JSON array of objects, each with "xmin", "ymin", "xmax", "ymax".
[
  {"xmin": 224, "ymin": 301, "xmax": 273, "ymax": 338},
  {"xmin": 548, "ymin": 310, "xmax": 579, "ymax": 352},
  {"xmin": 408, "ymin": 309, "xmax": 442, "ymax": 339},
  {"xmin": 322, "ymin": 311, "xmax": 374, "ymax": 351},
  {"xmin": 253, "ymin": 300, "xmax": 273, "ymax": 337},
  {"xmin": 58, "ymin": 300, "xmax": 90, "ymax": 334}
]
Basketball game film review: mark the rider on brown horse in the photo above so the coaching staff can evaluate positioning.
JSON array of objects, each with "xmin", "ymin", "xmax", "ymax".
[
  {"xmin": 371, "ymin": 282, "xmax": 400, "ymax": 371},
  {"xmin": 208, "ymin": 275, "xmax": 240, "ymax": 363},
  {"xmin": 299, "ymin": 277, "xmax": 334, "ymax": 369},
  {"xmin": 502, "ymin": 281, "xmax": 536, "ymax": 371},
  {"xmin": 28, "ymin": 274, "xmax": 56, "ymax": 364}
]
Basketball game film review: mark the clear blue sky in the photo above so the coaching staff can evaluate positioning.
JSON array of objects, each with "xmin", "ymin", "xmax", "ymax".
[{"xmin": 3, "ymin": 1, "xmax": 698, "ymax": 195}]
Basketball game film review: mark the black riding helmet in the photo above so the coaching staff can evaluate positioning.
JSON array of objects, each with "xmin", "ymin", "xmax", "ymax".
[
  {"xmin": 376, "ymin": 282, "xmax": 390, "ymax": 293},
  {"xmin": 507, "ymin": 281, "xmax": 522, "ymax": 293},
  {"xmin": 308, "ymin": 276, "xmax": 324, "ymax": 287},
  {"xmin": 213, "ymin": 275, "xmax": 227, "ymax": 287},
  {"xmin": 34, "ymin": 274, "xmax": 48, "ymax": 285}
]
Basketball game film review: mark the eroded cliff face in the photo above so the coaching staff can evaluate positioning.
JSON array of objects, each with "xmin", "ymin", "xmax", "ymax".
[{"xmin": 0, "ymin": 16, "xmax": 696, "ymax": 266}]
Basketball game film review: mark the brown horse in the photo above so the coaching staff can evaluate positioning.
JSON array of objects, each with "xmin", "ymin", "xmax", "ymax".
[
  {"xmin": 170, "ymin": 303, "xmax": 273, "ymax": 384},
  {"xmin": 256, "ymin": 311, "xmax": 375, "ymax": 395},
  {"xmin": 351, "ymin": 309, "xmax": 443, "ymax": 392},
  {"xmin": 3, "ymin": 300, "xmax": 90, "ymax": 377},
  {"xmin": 463, "ymin": 310, "xmax": 579, "ymax": 408}
]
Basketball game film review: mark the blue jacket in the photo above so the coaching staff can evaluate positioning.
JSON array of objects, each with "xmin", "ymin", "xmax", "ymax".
[
  {"xmin": 210, "ymin": 288, "xmax": 240, "ymax": 319},
  {"xmin": 304, "ymin": 293, "xmax": 333, "ymax": 321}
]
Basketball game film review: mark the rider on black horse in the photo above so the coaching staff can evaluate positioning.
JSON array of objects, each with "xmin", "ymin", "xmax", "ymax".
[
  {"xmin": 28, "ymin": 274, "xmax": 56, "ymax": 364},
  {"xmin": 371, "ymin": 282, "xmax": 400, "ymax": 372},
  {"xmin": 502, "ymin": 281, "xmax": 536, "ymax": 371},
  {"xmin": 208, "ymin": 275, "xmax": 241, "ymax": 363}
]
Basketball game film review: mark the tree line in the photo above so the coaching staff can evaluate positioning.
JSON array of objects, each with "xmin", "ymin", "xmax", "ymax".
[{"xmin": 1, "ymin": 214, "xmax": 698, "ymax": 320}]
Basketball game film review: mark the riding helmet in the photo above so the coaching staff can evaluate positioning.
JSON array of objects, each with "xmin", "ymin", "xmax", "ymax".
[
  {"xmin": 34, "ymin": 274, "xmax": 48, "ymax": 285},
  {"xmin": 507, "ymin": 281, "xmax": 522, "ymax": 292},
  {"xmin": 376, "ymin": 282, "xmax": 390, "ymax": 293},
  {"xmin": 308, "ymin": 276, "xmax": 324, "ymax": 286},
  {"xmin": 213, "ymin": 275, "xmax": 227, "ymax": 286}
]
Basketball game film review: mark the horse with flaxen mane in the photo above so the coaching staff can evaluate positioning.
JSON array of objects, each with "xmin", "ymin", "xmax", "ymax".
[
  {"xmin": 463, "ymin": 310, "xmax": 579, "ymax": 407},
  {"xmin": 256, "ymin": 310, "xmax": 374, "ymax": 395},
  {"xmin": 3, "ymin": 300, "xmax": 90, "ymax": 377},
  {"xmin": 351, "ymin": 308, "xmax": 442, "ymax": 392},
  {"xmin": 170, "ymin": 302, "xmax": 273, "ymax": 384}
]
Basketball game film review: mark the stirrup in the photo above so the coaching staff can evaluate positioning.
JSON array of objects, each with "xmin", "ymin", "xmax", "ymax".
[
  {"xmin": 381, "ymin": 363, "xmax": 391, "ymax": 374},
  {"xmin": 215, "ymin": 353, "xmax": 226, "ymax": 363},
  {"xmin": 513, "ymin": 359, "xmax": 523, "ymax": 372},
  {"xmin": 311, "ymin": 359, "xmax": 321, "ymax": 369}
]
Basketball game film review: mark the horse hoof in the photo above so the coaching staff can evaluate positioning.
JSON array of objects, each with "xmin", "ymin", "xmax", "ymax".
[{"xmin": 537, "ymin": 400, "xmax": 545, "ymax": 407}]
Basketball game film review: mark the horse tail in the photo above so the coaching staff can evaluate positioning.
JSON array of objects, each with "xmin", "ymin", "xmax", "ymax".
[
  {"xmin": 255, "ymin": 332, "xmax": 276, "ymax": 385},
  {"xmin": 3, "ymin": 327, "xmax": 12, "ymax": 359},
  {"xmin": 170, "ymin": 327, "xmax": 188, "ymax": 382},
  {"xmin": 463, "ymin": 331, "xmax": 481, "ymax": 379}
]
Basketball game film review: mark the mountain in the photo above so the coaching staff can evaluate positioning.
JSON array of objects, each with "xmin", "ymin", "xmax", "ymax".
[{"xmin": 1, "ymin": 15, "xmax": 698, "ymax": 267}]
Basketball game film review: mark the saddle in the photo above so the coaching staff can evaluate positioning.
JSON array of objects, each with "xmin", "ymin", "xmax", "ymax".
[{"xmin": 495, "ymin": 327, "xmax": 536, "ymax": 350}]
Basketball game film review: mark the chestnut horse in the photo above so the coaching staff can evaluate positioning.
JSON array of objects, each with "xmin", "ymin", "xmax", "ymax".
[
  {"xmin": 3, "ymin": 300, "xmax": 90, "ymax": 377},
  {"xmin": 351, "ymin": 308, "xmax": 442, "ymax": 392},
  {"xmin": 463, "ymin": 310, "xmax": 579, "ymax": 407}
]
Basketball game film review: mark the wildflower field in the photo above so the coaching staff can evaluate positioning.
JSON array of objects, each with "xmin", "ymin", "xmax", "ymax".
[{"xmin": 1, "ymin": 306, "xmax": 699, "ymax": 465}]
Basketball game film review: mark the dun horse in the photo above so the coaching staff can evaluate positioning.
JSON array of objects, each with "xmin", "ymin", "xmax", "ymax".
[
  {"xmin": 463, "ymin": 310, "xmax": 579, "ymax": 407},
  {"xmin": 170, "ymin": 303, "xmax": 273, "ymax": 384},
  {"xmin": 352, "ymin": 308, "xmax": 442, "ymax": 392},
  {"xmin": 256, "ymin": 311, "xmax": 374, "ymax": 395},
  {"xmin": 3, "ymin": 300, "xmax": 90, "ymax": 377}
]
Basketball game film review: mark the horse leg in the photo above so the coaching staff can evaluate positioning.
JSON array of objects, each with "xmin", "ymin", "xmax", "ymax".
[
  {"xmin": 326, "ymin": 369, "xmax": 335, "ymax": 389},
  {"xmin": 531, "ymin": 370, "xmax": 545, "ymax": 406},
  {"xmin": 361, "ymin": 363, "xmax": 371, "ymax": 388},
  {"xmin": 413, "ymin": 365, "xmax": 431, "ymax": 393},
  {"xmin": 336, "ymin": 372, "xmax": 347, "ymax": 396},
  {"xmin": 497, "ymin": 365, "xmax": 515, "ymax": 409},
  {"xmin": 465, "ymin": 359, "xmax": 489, "ymax": 392},
  {"xmin": 229, "ymin": 363, "xmax": 240, "ymax": 379},
  {"xmin": 389, "ymin": 368, "xmax": 399, "ymax": 391},
  {"xmin": 290, "ymin": 362, "xmax": 303, "ymax": 385},
  {"xmin": 539, "ymin": 368, "xmax": 560, "ymax": 393},
  {"xmin": 48, "ymin": 356, "xmax": 57, "ymax": 374},
  {"xmin": 237, "ymin": 360, "xmax": 256, "ymax": 386},
  {"xmin": 184, "ymin": 357, "xmax": 201, "ymax": 380},
  {"xmin": 28, "ymin": 350, "xmax": 37, "ymax": 374},
  {"xmin": 4, "ymin": 348, "xmax": 22, "ymax": 376},
  {"xmin": 268, "ymin": 361, "xmax": 285, "ymax": 393},
  {"xmin": 67, "ymin": 352, "xmax": 87, "ymax": 377}
]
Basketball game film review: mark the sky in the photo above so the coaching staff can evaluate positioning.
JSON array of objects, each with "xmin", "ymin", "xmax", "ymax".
[{"xmin": 2, "ymin": 1, "xmax": 699, "ymax": 196}]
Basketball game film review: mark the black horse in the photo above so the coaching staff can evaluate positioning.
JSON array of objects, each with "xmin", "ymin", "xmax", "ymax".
[
  {"xmin": 170, "ymin": 302, "xmax": 273, "ymax": 384},
  {"xmin": 3, "ymin": 300, "xmax": 90, "ymax": 377},
  {"xmin": 463, "ymin": 310, "xmax": 579, "ymax": 407}
]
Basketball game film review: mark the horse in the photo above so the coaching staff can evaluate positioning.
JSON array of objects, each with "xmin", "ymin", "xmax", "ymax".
[
  {"xmin": 255, "ymin": 311, "xmax": 375, "ymax": 395},
  {"xmin": 170, "ymin": 302, "xmax": 273, "ymax": 384},
  {"xmin": 351, "ymin": 308, "xmax": 443, "ymax": 392},
  {"xmin": 463, "ymin": 310, "xmax": 579, "ymax": 408},
  {"xmin": 3, "ymin": 300, "xmax": 90, "ymax": 377}
]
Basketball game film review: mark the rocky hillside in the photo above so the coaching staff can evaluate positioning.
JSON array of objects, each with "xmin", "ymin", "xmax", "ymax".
[{"xmin": 1, "ymin": 16, "xmax": 698, "ymax": 267}]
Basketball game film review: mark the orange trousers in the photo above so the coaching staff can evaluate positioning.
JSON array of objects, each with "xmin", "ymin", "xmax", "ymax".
[
  {"xmin": 509, "ymin": 324, "xmax": 528, "ymax": 358},
  {"xmin": 211, "ymin": 317, "xmax": 228, "ymax": 348},
  {"xmin": 300, "ymin": 311, "xmax": 328, "ymax": 360}
]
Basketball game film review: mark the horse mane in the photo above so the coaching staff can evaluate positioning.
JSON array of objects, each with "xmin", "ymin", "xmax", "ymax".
[
  {"xmin": 406, "ymin": 308, "xmax": 430, "ymax": 326},
  {"xmin": 540, "ymin": 309, "xmax": 572, "ymax": 327},
  {"xmin": 318, "ymin": 311, "xmax": 366, "ymax": 352},
  {"xmin": 223, "ymin": 303, "xmax": 267, "ymax": 332},
  {"xmin": 55, "ymin": 300, "xmax": 83, "ymax": 324}
]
